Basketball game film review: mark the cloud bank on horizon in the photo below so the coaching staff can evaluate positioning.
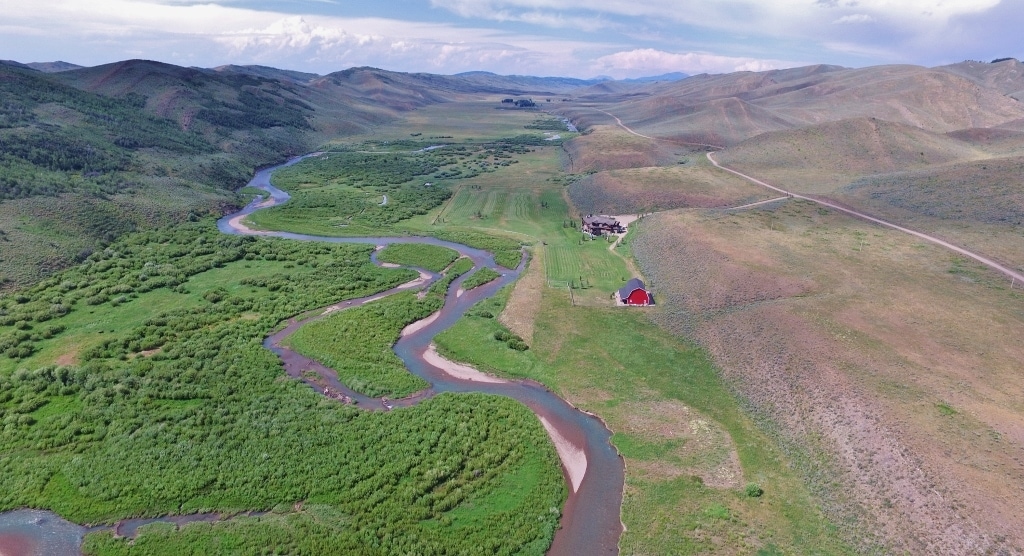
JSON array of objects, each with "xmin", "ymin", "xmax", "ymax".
[{"xmin": 1, "ymin": 0, "xmax": 1021, "ymax": 77}]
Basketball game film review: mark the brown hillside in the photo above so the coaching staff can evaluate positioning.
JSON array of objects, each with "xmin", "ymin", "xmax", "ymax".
[
  {"xmin": 938, "ymin": 59, "xmax": 1024, "ymax": 100},
  {"xmin": 715, "ymin": 117, "xmax": 984, "ymax": 194},
  {"xmin": 591, "ymin": 64, "xmax": 1024, "ymax": 145},
  {"xmin": 634, "ymin": 205, "xmax": 1024, "ymax": 554},
  {"xmin": 841, "ymin": 154, "xmax": 1024, "ymax": 227},
  {"xmin": 759, "ymin": 65, "xmax": 1024, "ymax": 131},
  {"xmin": 562, "ymin": 125, "xmax": 679, "ymax": 173},
  {"xmin": 569, "ymin": 155, "xmax": 772, "ymax": 214},
  {"xmin": 621, "ymin": 96, "xmax": 797, "ymax": 146},
  {"xmin": 947, "ymin": 127, "xmax": 1024, "ymax": 156}
]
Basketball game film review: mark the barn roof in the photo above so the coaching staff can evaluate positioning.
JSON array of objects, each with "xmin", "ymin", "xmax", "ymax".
[
  {"xmin": 618, "ymin": 278, "xmax": 647, "ymax": 298},
  {"xmin": 583, "ymin": 215, "xmax": 619, "ymax": 226}
]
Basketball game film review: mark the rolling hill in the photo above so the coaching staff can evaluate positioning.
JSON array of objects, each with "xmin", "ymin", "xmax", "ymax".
[
  {"xmin": 0, "ymin": 59, "xmax": 611, "ymax": 288},
  {"xmin": 714, "ymin": 117, "xmax": 986, "ymax": 194},
  {"xmin": 568, "ymin": 64, "xmax": 1024, "ymax": 146},
  {"xmin": 938, "ymin": 58, "xmax": 1024, "ymax": 100}
]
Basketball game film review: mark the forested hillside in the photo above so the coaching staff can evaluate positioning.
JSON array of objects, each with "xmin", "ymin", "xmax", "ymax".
[
  {"xmin": 0, "ymin": 62, "xmax": 323, "ymax": 289},
  {"xmin": 0, "ymin": 59, "xmax": 599, "ymax": 290}
]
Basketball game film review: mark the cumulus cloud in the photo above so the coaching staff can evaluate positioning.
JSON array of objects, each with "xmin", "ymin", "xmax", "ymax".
[
  {"xmin": 0, "ymin": 0, "xmax": 599, "ymax": 74},
  {"xmin": 592, "ymin": 48, "xmax": 801, "ymax": 77},
  {"xmin": 431, "ymin": 0, "xmax": 1008, "ymax": 62},
  {"xmin": 833, "ymin": 14, "xmax": 874, "ymax": 24},
  {"xmin": 1, "ymin": 0, "xmax": 1018, "ymax": 76}
]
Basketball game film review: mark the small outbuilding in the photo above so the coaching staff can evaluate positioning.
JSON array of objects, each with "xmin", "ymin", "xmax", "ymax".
[{"xmin": 617, "ymin": 278, "xmax": 653, "ymax": 306}]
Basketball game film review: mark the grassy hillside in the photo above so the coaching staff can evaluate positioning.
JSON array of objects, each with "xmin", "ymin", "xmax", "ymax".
[
  {"xmin": 715, "ymin": 117, "xmax": 985, "ymax": 194},
  {"xmin": 632, "ymin": 203, "xmax": 1024, "ymax": 554},
  {"xmin": 0, "ymin": 64, "xmax": 261, "ymax": 288},
  {"xmin": 1, "ymin": 61, "xmax": 578, "ymax": 289},
  {"xmin": 569, "ymin": 153, "xmax": 771, "ymax": 214},
  {"xmin": 562, "ymin": 64, "xmax": 1024, "ymax": 146}
]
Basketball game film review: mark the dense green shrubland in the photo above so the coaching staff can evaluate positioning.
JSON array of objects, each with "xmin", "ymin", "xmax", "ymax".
[
  {"xmin": 376, "ymin": 243, "xmax": 459, "ymax": 272},
  {"xmin": 0, "ymin": 220, "xmax": 564, "ymax": 554},
  {"xmin": 461, "ymin": 267, "xmax": 502, "ymax": 291},
  {"xmin": 285, "ymin": 291, "xmax": 436, "ymax": 398},
  {"xmin": 431, "ymin": 230, "xmax": 524, "ymax": 269},
  {"xmin": 253, "ymin": 151, "xmax": 453, "ymax": 231},
  {"xmin": 285, "ymin": 250, "xmax": 474, "ymax": 398}
]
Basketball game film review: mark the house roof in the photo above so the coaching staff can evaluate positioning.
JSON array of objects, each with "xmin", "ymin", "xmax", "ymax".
[
  {"xmin": 618, "ymin": 278, "xmax": 647, "ymax": 299},
  {"xmin": 583, "ymin": 214, "xmax": 620, "ymax": 226}
]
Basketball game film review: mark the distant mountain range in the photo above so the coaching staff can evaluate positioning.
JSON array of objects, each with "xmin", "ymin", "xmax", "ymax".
[
  {"xmin": 3, "ymin": 55, "xmax": 1024, "ymax": 288},
  {"xmin": 2, "ymin": 60, "xmax": 690, "ymax": 88}
]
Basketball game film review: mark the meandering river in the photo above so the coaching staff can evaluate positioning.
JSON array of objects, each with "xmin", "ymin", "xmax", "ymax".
[{"xmin": 0, "ymin": 155, "xmax": 625, "ymax": 555}]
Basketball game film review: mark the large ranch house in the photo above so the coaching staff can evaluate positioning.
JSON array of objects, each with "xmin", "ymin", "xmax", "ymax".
[{"xmin": 582, "ymin": 214, "xmax": 625, "ymax": 236}]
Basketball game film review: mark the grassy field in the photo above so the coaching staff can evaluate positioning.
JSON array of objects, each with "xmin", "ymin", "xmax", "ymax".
[
  {"xmin": 570, "ymin": 154, "xmax": 773, "ymax": 215},
  {"xmin": 632, "ymin": 201, "xmax": 1024, "ymax": 553},
  {"xmin": 424, "ymin": 122, "xmax": 859, "ymax": 554},
  {"xmin": 436, "ymin": 279, "xmax": 853, "ymax": 555},
  {"xmin": 334, "ymin": 100, "xmax": 567, "ymax": 144}
]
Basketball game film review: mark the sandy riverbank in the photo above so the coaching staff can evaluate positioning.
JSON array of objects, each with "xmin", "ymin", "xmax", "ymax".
[
  {"xmin": 401, "ymin": 311, "xmax": 440, "ymax": 337},
  {"xmin": 227, "ymin": 214, "xmax": 272, "ymax": 235},
  {"xmin": 421, "ymin": 344, "xmax": 589, "ymax": 493},
  {"xmin": 539, "ymin": 416, "xmax": 588, "ymax": 493},
  {"xmin": 423, "ymin": 344, "xmax": 507, "ymax": 384}
]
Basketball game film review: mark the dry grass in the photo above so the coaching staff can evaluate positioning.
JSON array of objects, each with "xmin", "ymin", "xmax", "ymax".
[
  {"xmin": 712, "ymin": 118, "xmax": 1024, "ymax": 275},
  {"xmin": 563, "ymin": 65, "xmax": 1024, "ymax": 148},
  {"xmin": 562, "ymin": 125, "xmax": 680, "ymax": 173},
  {"xmin": 633, "ymin": 201, "xmax": 1024, "ymax": 554},
  {"xmin": 716, "ymin": 117, "xmax": 985, "ymax": 195},
  {"xmin": 570, "ymin": 154, "xmax": 772, "ymax": 215},
  {"xmin": 613, "ymin": 396, "xmax": 743, "ymax": 488},
  {"xmin": 499, "ymin": 246, "xmax": 544, "ymax": 342}
]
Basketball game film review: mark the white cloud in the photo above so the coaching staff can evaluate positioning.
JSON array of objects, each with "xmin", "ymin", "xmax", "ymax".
[
  {"xmin": 592, "ymin": 48, "xmax": 801, "ymax": 77},
  {"xmin": 1, "ymin": 0, "xmax": 1016, "ymax": 76},
  {"xmin": 0, "ymin": 0, "xmax": 608, "ymax": 74},
  {"xmin": 432, "ymin": 0, "xmax": 1001, "ymax": 24},
  {"xmin": 833, "ymin": 14, "xmax": 874, "ymax": 24},
  {"xmin": 430, "ymin": 0, "xmax": 1007, "ymax": 58}
]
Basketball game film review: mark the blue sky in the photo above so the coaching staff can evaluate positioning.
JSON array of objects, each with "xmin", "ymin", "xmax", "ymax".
[{"xmin": 2, "ymin": 0, "xmax": 1022, "ymax": 78}]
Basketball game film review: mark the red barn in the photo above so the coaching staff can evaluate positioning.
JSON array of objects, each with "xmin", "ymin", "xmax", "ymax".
[{"xmin": 617, "ymin": 278, "xmax": 653, "ymax": 306}]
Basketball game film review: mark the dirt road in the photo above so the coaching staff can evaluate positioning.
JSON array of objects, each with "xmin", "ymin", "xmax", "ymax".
[
  {"xmin": 705, "ymin": 152, "xmax": 1024, "ymax": 283},
  {"xmin": 589, "ymin": 106, "xmax": 1023, "ymax": 283}
]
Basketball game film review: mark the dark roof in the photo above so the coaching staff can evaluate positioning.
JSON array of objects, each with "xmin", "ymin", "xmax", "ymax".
[
  {"xmin": 618, "ymin": 278, "xmax": 647, "ymax": 299},
  {"xmin": 583, "ymin": 215, "xmax": 619, "ymax": 226}
]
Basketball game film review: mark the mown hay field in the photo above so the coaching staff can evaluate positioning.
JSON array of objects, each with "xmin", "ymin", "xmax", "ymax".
[{"xmin": 632, "ymin": 201, "xmax": 1024, "ymax": 554}]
